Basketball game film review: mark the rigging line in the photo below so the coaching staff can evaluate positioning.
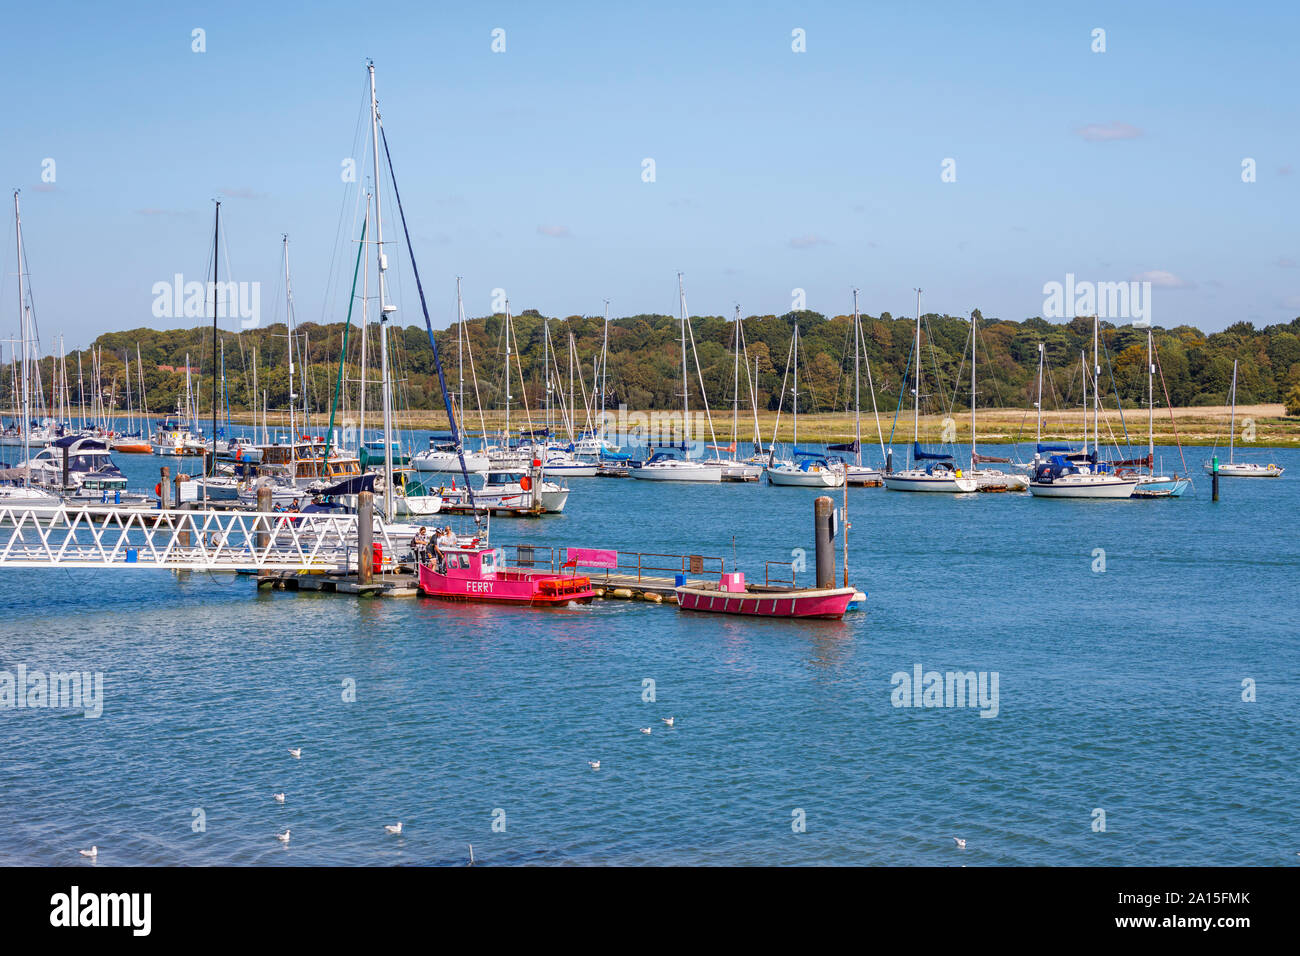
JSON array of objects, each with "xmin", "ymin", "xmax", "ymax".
[
  {"xmin": 1153, "ymin": 338, "xmax": 1191, "ymax": 477},
  {"xmin": 886, "ymin": 326, "xmax": 915, "ymax": 447},
  {"xmin": 1098, "ymin": 329, "xmax": 1134, "ymax": 454},
  {"xmin": 318, "ymin": 81, "xmax": 372, "ymax": 326},
  {"xmin": 378, "ymin": 123, "xmax": 477, "ymax": 516}
]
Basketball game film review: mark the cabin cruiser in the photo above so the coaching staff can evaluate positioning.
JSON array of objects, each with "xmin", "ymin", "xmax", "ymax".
[
  {"xmin": 437, "ymin": 468, "xmax": 569, "ymax": 513},
  {"xmin": 19, "ymin": 435, "xmax": 146, "ymax": 502},
  {"xmin": 151, "ymin": 417, "xmax": 204, "ymax": 456}
]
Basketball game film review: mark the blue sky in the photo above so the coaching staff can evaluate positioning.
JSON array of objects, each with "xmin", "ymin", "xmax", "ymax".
[{"xmin": 2, "ymin": 0, "xmax": 1298, "ymax": 350}]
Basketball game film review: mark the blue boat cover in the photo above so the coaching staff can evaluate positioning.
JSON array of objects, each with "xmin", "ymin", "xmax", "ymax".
[{"xmin": 913, "ymin": 442, "xmax": 952, "ymax": 461}]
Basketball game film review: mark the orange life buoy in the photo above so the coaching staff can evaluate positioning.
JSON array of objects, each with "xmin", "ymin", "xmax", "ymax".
[
  {"xmin": 155, "ymin": 482, "xmax": 162, "ymax": 497},
  {"xmin": 520, "ymin": 475, "xmax": 532, "ymax": 491}
]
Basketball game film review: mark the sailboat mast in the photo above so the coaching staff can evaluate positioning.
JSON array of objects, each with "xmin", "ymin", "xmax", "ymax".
[
  {"xmin": 600, "ymin": 299, "xmax": 609, "ymax": 440},
  {"xmin": 970, "ymin": 310, "xmax": 977, "ymax": 472},
  {"xmin": 1092, "ymin": 315, "xmax": 1100, "ymax": 458},
  {"xmin": 853, "ymin": 289, "xmax": 862, "ymax": 466},
  {"xmin": 792, "ymin": 325, "xmax": 799, "ymax": 450},
  {"xmin": 283, "ymin": 236, "xmax": 296, "ymax": 452},
  {"xmin": 456, "ymin": 276, "xmax": 464, "ymax": 434},
  {"xmin": 368, "ymin": 61, "xmax": 395, "ymax": 522},
  {"xmin": 209, "ymin": 200, "xmax": 220, "ymax": 487},
  {"xmin": 731, "ymin": 305, "xmax": 741, "ymax": 451},
  {"xmin": 1147, "ymin": 330, "xmax": 1155, "ymax": 473},
  {"xmin": 678, "ymin": 273, "xmax": 688, "ymax": 456},
  {"xmin": 1035, "ymin": 342, "xmax": 1044, "ymax": 447},
  {"xmin": 913, "ymin": 288, "xmax": 922, "ymax": 457},
  {"xmin": 1227, "ymin": 358, "xmax": 1237, "ymax": 463},
  {"xmin": 503, "ymin": 301, "xmax": 512, "ymax": 445},
  {"xmin": 13, "ymin": 191, "xmax": 30, "ymax": 483},
  {"xmin": 359, "ymin": 192, "xmax": 371, "ymax": 442}
]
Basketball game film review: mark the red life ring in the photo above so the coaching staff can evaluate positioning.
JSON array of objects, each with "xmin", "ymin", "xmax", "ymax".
[
  {"xmin": 154, "ymin": 482, "xmax": 162, "ymax": 497},
  {"xmin": 520, "ymin": 475, "xmax": 532, "ymax": 491}
]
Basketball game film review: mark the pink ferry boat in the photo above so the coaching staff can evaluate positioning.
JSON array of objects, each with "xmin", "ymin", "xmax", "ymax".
[
  {"xmin": 675, "ymin": 572, "xmax": 857, "ymax": 620},
  {"xmin": 417, "ymin": 541, "xmax": 596, "ymax": 607}
]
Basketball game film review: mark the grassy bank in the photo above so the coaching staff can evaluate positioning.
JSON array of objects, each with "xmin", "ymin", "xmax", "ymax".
[{"xmin": 204, "ymin": 403, "xmax": 1299, "ymax": 448}]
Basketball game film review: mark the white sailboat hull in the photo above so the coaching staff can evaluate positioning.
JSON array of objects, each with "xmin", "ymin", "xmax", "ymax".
[
  {"xmin": 631, "ymin": 461, "xmax": 723, "ymax": 482},
  {"xmin": 766, "ymin": 464, "xmax": 844, "ymax": 487},
  {"xmin": 883, "ymin": 470, "xmax": 977, "ymax": 493},
  {"xmin": 1202, "ymin": 461, "xmax": 1283, "ymax": 477},
  {"xmin": 1028, "ymin": 475, "xmax": 1139, "ymax": 498}
]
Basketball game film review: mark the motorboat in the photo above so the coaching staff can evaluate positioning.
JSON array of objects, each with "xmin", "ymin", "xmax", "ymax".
[{"xmin": 417, "ymin": 540, "xmax": 595, "ymax": 606}]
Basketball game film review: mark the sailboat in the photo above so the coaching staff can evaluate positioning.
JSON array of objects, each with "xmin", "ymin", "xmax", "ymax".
[
  {"xmin": 713, "ymin": 306, "xmax": 762, "ymax": 481},
  {"xmin": 882, "ymin": 290, "xmax": 977, "ymax": 492},
  {"xmin": 965, "ymin": 311, "xmax": 1029, "ymax": 491},
  {"xmin": 631, "ymin": 274, "xmax": 722, "ymax": 482},
  {"xmin": 765, "ymin": 324, "xmax": 846, "ymax": 487},
  {"xmin": 0, "ymin": 190, "xmax": 60, "ymax": 509},
  {"xmin": 829, "ymin": 289, "xmax": 886, "ymax": 486},
  {"xmin": 1028, "ymin": 315, "xmax": 1139, "ymax": 498},
  {"xmin": 1132, "ymin": 331, "xmax": 1193, "ymax": 496},
  {"xmin": 1202, "ymin": 359, "xmax": 1283, "ymax": 477}
]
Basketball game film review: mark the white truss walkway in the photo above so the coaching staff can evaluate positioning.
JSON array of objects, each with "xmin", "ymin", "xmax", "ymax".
[{"xmin": 0, "ymin": 506, "xmax": 401, "ymax": 572}]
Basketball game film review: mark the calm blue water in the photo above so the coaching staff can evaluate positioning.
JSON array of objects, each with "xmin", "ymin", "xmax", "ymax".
[{"xmin": 1, "ymin": 440, "xmax": 1297, "ymax": 865}]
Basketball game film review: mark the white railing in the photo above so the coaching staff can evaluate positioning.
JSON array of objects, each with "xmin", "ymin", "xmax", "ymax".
[{"xmin": 0, "ymin": 506, "xmax": 402, "ymax": 572}]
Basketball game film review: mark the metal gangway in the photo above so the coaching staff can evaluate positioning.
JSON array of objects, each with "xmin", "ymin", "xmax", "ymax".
[{"xmin": 0, "ymin": 505, "xmax": 402, "ymax": 572}]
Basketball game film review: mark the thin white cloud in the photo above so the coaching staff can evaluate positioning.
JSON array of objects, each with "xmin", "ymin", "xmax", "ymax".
[
  {"xmin": 789, "ymin": 234, "xmax": 830, "ymax": 249},
  {"xmin": 218, "ymin": 186, "xmax": 267, "ymax": 200},
  {"xmin": 1132, "ymin": 270, "xmax": 1195, "ymax": 289},
  {"xmin": 1276, "ymin": 257, "xmax": 1296, "ymax": 269},
  {"xmin": 1075, "ymin": 122, "xmax": 1144, "ymax": 142},
  {"xmin": 537, "ymin": 225, "xmax": 571, "ymax": 238}
]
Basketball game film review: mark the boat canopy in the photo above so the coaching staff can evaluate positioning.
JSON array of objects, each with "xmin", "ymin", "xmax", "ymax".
[
  {"xmin": 314, "ymin": 473, "xmax": 377, "ymax": 497},
  {"xmin": 826, "ymin": 439, "xmax": 859, "ymax": 453},
  {"xmin": 912, "ymin": 442, "xmax": 952, "ymax": 461},
  {"xmin": 1036, "ymin": 442, "xmax": 1074, "ymax": 453}
]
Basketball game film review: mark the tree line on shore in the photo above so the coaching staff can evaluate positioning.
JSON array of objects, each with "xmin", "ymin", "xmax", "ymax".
[{"xmin": 11, "ymin": 309, "xmax": 1300, "ymax": 421}]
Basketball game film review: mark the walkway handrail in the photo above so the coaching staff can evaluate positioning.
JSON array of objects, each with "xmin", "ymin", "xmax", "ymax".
[{"xmin": 0, "ymin": 505, "xmax": 401, "ymax": 572}]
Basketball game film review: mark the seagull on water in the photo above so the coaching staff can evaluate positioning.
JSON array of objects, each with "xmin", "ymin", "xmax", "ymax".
[
  {"xmin": 953, "ymin": 837, "xmax": 966, "ymax": 849},
  {"xmin": 588, "ymin": 760, "xmax": 600, "ymax": 771},
  {"xmin": 78, "ymin": 846, "xmax": 98, "ymax": 859},
  {"xmin": 661, "ymin": 717, "xmax": 674, "ymax": 727},
  {"xmin": 640, "ymin": 727, "xmax": 652, "ymax": 735},
  {"xmin": 384, "ymin": 822, "xmax": 403, "ymax": 835},
  {"xmin": 276, "ymin": 829, "xmax": 291, "ymax": 843},
  {"xmin": 273, "ymin": 793, "xmax": 285, "ymax": 804},
  {"xmin": 288, "ymin": 748, "xmax": 302, "ymax": 759}
]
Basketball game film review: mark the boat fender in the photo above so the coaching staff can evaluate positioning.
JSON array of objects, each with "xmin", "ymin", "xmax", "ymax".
[{"xmin": 643, "ymin": 592, "xmax": 662, "ymax": 604}]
